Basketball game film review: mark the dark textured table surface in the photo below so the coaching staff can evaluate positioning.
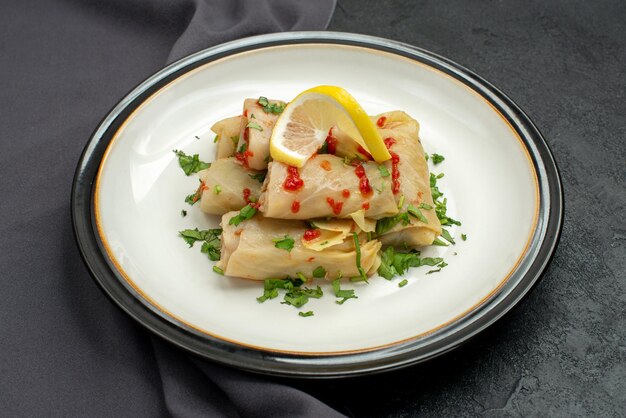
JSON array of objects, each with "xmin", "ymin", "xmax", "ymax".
[{"xmin": 296, "ymin": 1, "xmax": 625, "ymax": 416}]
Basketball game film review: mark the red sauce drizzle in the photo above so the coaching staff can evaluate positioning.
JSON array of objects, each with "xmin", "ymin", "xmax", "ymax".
[
  {"xmin": 384, "ymin": 137, "xmax": 396, "ymax": 149},
  {"xmin": 377, "ymin": 116, "xmax": 387, "ymax": 127},
  {"xmin": 362, "ymin": 202, "xmax": 370, "ymax": 210},
  {"xmin": 325, "ymin": 129, "xmax": 337, "ymax": 155},
  {"xmin": 356, "ymin": 145, "xmax": 373, "ymax": 161},
  {"xmin": 306, "ymin": 256, "xmax": 315, "ymax": 262},
  {"xmin": 342, "ymin": 189, "xmax": 351, "ymax": 198},
  {"xmin": 242, "ymin": 188, "xmax": 252, "ymax": 204},
  {"xmin": 291, "ymin": 200, "xmax": 300, "ymax": 213},
  {"xmin": 326, "ymin": 197, "xmax": 344, "ymax": 215},
  {"xmin": 303, "ymin": 229, "xmax": 321, "ymax": 241},
  {"xmin": 354, "ymin": 164, "xmax": 372, "ymax": 196},
  {"xmin": 391, "ymin": 152, "xmax": 401, "ymax": 194},
  {"xmin": 320, "ymin": 160, "xmax": 331, "ymax": 171},
  {"xmin": 283, "ymin": 166, "xmax": 304, "ymax": 191},
  {"xmin": 235, "ymin": 149, "xmax": 254, "ymax": 168}
]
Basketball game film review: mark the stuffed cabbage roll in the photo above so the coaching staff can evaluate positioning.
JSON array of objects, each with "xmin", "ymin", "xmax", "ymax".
[
  {"xmin": 235, "ymin": 98, "xmax": 285, "ymax": 171},
  {"xmin": 217, "ymin": 212, "xmax": 381, "ymax": 281},
  {"xmin": 212, "ymin": 116, "xmax": 241, "ymax": 159},
  {"xmin": 373, "ymin": 111, "xmax": 442, "ymax": 247},
  {"xmin": 260, "ymin": 155, "xmax": 399, "ymax": 220},
  {"xmin": 198, "ymin": 158, "xmax": 263, "ymax": 215}
]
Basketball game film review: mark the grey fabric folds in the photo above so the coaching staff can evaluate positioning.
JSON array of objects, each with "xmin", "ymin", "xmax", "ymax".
[{"xmin": 0, "ymin": 0, "xmax": 339, "ymax": 416}]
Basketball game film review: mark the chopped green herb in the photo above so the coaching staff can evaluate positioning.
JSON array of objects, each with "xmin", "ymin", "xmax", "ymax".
[
  {"xmin": 425, "ymin": 153, "xmax": 429, "ymax": 161},
  {"xmin": 273, "ymin": 235, "xmax": 295, "ymax": 252},
  {"xmin": 181, "ymin": 209, "xmax": 187, "ymax": 217},
  {"xmin": 407, "ymin": 204, "xmax": 429, "ymax": 224},
  {"xmin": 249, "ymin": 172, "xmax": 266, "ymax": 183},
  {"xmin": 184, "ymin": 180, "xmax": 205, "ymax": 205},
  {"xmin": 437, "ymin": 173, "xmax": 445, "ymax": 179},
  {"xmin": 257, "ymin": 96, "xmax": 285, "ymax": 114},
  {"xmin": 213, "ymin": 135, "xmax": 219, "ymax": 143},
  {"xmin": 431, "ymin": 153, "xmax": 445, "ymax": 164},
  {"xmin": 440, "ymin": 228, "xmax": 456, "ymax": 244},
  {"xmin": 378, "ymin": 165, "xmax": 391, "ymax": 177},
  {"xmin": 296, "ymin": 272, "xmax": 307, "ymax": 282},
  {"xmin": 375, "ymin": 212, "xmax": 410, "ymax": 235},
  {"xmin": 228, "ymin": 204, "xmax": 257, "ymax": 226},
  {"xmin": 398, "ymin": 195, "xmax": 405, "ymax": 209},
  {"xmin": 246, "ymin": 121, "xmax": 263, "ymax": 131},
  {"xmin": 312, "ymin": 266, "xmax": 326, "ymax": 278},
  {"xmin": 195, "ymin": 135, "xmax": 200, "ymax": 140},
  {"xmin": 418, "ymin": 203, "xmax": 433, "ymax": 210},
  {"xmin": 250, "ymin": 113, "xmax": 256, "ymax": 119},
  {"xmin": 212, "ymin": 266, "xmax": 224, "ymax": 275},
  {"xmin": 426, "ymin": 268, "xmax": 441, "ymax": 274},
  {"xmin": 377, "ymin": 247, "xmax": 444, "ymax": 280},
  {"xmin": 237, "ymin": 142, "xmax": 248, "ymax": 154},
  {"xmin": 332, "ymin": 279, "xmax": 357, "ymax": 305},
  {"xmin": 230, "ymin": 136, "xmax": 239, "ymax": 146},
  {"xmin": 214, "ymin": 185, "xmax": 221, "ymax": 195},
  {"xmin": 173, "ymin": 150, "xmax": 210, "ymax": 175},
  {"xmin": 399, "ymin": 279, "xmax": 408, "ymax": 288},
  {"xmin": 432, "ymin": 237, "xmax": 449, "ymax": 246},
  {"xmin": 264, "ymin": 155, "xmax": 271, "ymax": 163},
  {"xmin": 318, "ymin": 140, "xmax": 328, "ymax": 154},
  {"xmin": 462, "ymin": 233, "xmax": 467, "ymax": 241},
  {"xmin": 352, "ymin": 232, "xmax": 367, "ymax": 281},
  {"xmin": 319, "ymin": 240, "xmax": 329, "ymax": 246},
  {"xmin": 179, "ymin": 228, "xmax": 222, "ymax": 261},
  {"xmin": 299, "ymin": 311, "xmax": 314, "ymax": 317}
]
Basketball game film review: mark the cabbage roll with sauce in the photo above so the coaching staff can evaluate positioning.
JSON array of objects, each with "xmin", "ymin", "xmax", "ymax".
[
  {"xmin": 198, "ymin": 158, "xmax": 263, "ymax": 215},
  {"xmin": 260, "ymin": 155, "xmax": 399, "ymax": 220},
  {"xmin": 373, "ymin": 111, "xmax": 442, "ymax": 247},
  {"xmin": 217, "ymin": 212, "xmax": 381, "ymax": 281},
  {"xmin": 212, "ymin": 116, "xmax": 241, "ymax": 159},
  {"xmin": 235, "ymin": 98, "xmax": 285, "ymax": 171}
]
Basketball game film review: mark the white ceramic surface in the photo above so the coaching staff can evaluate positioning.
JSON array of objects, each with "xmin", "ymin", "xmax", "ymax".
[{"xmin": 95, "ymin": 44, "xmax": 538, "ymax": 354}]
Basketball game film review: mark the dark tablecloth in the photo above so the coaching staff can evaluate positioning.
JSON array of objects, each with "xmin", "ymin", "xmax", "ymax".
[{"xmin": 2, "ymin": 0, "xmax": 624, "ymax": 417}]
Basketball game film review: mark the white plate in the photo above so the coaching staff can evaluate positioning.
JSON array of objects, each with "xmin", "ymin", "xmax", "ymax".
[{"xmin": 73, "ymin": 32, "xmax": 562, "ymax": 377}]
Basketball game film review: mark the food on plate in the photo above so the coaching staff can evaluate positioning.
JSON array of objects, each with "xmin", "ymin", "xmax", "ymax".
[{"xmin": 176, "ymin": 86, "xmax": 461, "ymax": 315}]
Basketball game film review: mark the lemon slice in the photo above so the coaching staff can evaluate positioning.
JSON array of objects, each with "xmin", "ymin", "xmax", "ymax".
[{"xmin": 270, "ymin": 86, "xmax": 391, "ymax": 167}]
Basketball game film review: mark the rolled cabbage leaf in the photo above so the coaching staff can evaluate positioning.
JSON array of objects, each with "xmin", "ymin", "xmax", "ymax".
[
  {"xmin": 260, "ymin": 155, "xmax": 398, "ymax": 220},
  {"xmin": 217, "ymin": 212, "xmax": 381, "ymax": 281},
  {"xmin": 212, "ymin": 116, "xmax": 241, "ymax": 159},
  {"xmin": 374, "ymin": 111, "xmax": 442, "ymax": 247},
  {"xmin": 235, "ymin": 98, "xmax": 285, "ymax": 170},
  {"xmin": 198, "ymin": 158, "xmax": 263, "ymax": 215}
]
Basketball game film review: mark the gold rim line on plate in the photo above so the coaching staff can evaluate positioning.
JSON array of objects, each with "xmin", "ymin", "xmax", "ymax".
[{"xmin": 93, "ymin": 43, "xmax": 541, "ymax": 356}]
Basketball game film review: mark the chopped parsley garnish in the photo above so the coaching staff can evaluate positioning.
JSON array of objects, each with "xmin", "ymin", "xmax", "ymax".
[
  {"xmin": 377, "ymin": 247, "xmax": 444, "ymax": 280},
  {"xmin": 184, "ymin": 180, "xmax": 206, "ymax": 205},
  {"xmin": 418, "ymin": 203, "xmax": 433, "ymax": 210},
  {"xmin": 246, "ymin": 121, "xmax": 263, "ymax": 131},
  {"xmin": 432, "ymin": 237, "xmax": 449, "ymax": 246},
  {"xmin": 237, "ymin": 142, "xmax": 248, "ymax": 154},
  {"xmin": 249, "ymin": 172, "xmax": 266, "ymax": 183},
  {"xmin": 461, "ymin": 233, "xmax": 467, "ymax": 241},
  {"xmin": 214, "ymin": 185, "xmax": 221, "ymax": 195},
  {"xmin": 299, "ymin": 311, "xmax": 314, "ymax": 317},
  {"xmin": 312, "ymin": 266, "xmax": 326, "ymax": 278},
  {"xmin": 318, "ymin": 140, "xmax": 328, "ymax": 154},
  {"xmin": 375, "ymin": 212, "xmax": 410, "ymax": 235},
  {"xmin": 213, "ymin": 135, "xmax": 219, "ymax": 143},
  {"xmin": 179, "ymin": 228, "xmax": 222, "ymax": 261},
  {"xmin": 212, "ymin": 266, "xmax": 224, "ymax": 275},
  {"xmin": 352, "ymin": 232, "xmax": 367, "ymax": 281},
  {"xmin": 398, "ymin": 279, "xmax": 408, "ymax": 288},
  {"xmin": 195, "ymin": 135, "xmax": 200, "ymax": 140},
  {"xmin": 257, "ymin": 96, "xmax": 285, "ymax": 114},
  {"xmin": 272, "ymin": 235, "xmax": 295, "ymax": 252},
  {"xmin": 378, "ymin": 165, "xmax": 390, "ymax": 177},
  {"xmin": 407, "ymin": 204, "xmax": 429, "ymax": 224},
  {"xmin": 332, "ymin": 279, "xmax": 357, "ymax": 305},
  {"xmin": 181, "ymin": 209, "xmax": 187, "ymax": 217},
  {"xmin": 397, "ymin": 195, "xmax": 405, "ymax": 209},
  {"xmin": 230, "ymin": 136, "xmax": 239, "ymax": 146},
  {"xmin": 256, "ymin": 278, "xmax": 322, "ymax": 310},
  {"xmin": 440, "ymin": 228, "xmax": 456, "ymax": 245},
  {"xmin": 426, "ymin": 261, "xmax": 447, "ymax": 274},
  {"xmin": 431, "ymin": 153, "xmax": 445, "ymax": 164},
  {"xmin": 430, "ymin": 173, "xmax": 462, "ymax": 226},
  {"xmin": 173, "ymin": 150, "xmax": 210, "ymax": 175},
  {"xmin": 282, "ymin": 286, "xmax": 323, "ymax": 308},
  {"xmin": 228, "ymin": 204, "xmax": 257, "ymax": 226},
  {"xmin": 424, "ymin": 153, "xmax": 429, "ymax": 161}
]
